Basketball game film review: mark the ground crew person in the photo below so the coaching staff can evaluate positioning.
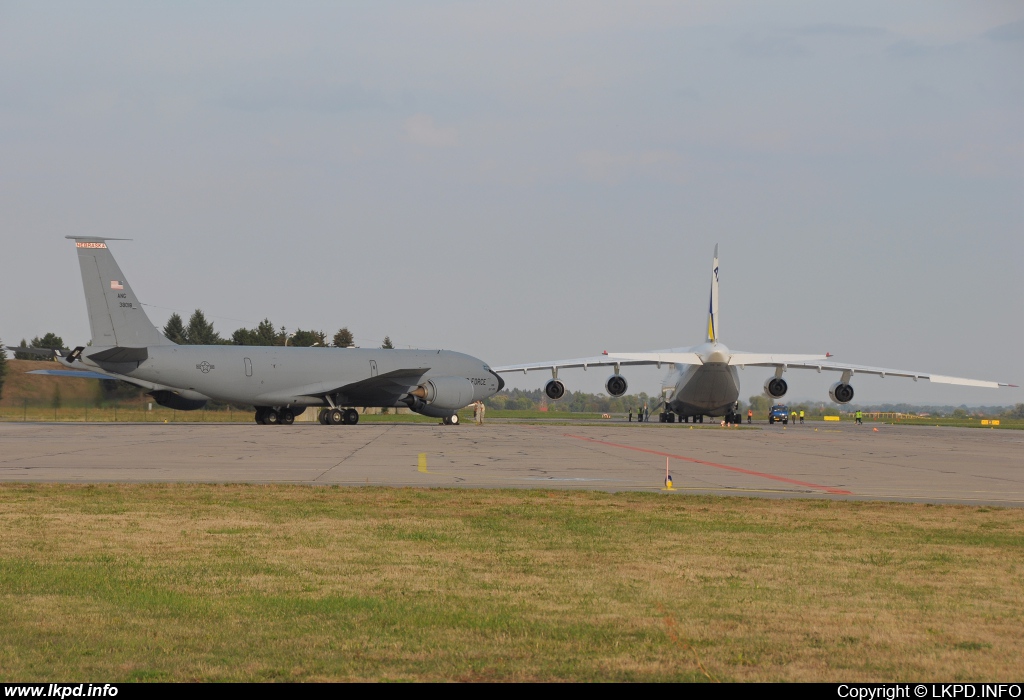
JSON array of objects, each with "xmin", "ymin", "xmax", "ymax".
[
  {"xmin": 799, "ymin": 409, "xmax": 805, "ymax": 424},
  {"xmin": 747, "ymin": 408, "xmax": 753, "ymax": 424},
  {"xmin": 478, "ymin": 400, "xmax": 485, "ymax": 425},
  {"xmin": 472, "ymin": 401, "xmax": 480, "ymax": 424},
  {"xmin": 791, "ymin": 410, "xmax": 797, "ymax": 424},
  {"xmin": 643, "ymin": 404, "xmax": 649, "ymax": 422},
  {"xmin": 628, "ymin": 407, "xmax": 633, "ymax": 422},
  {"xmin": 855, "ymin": 410, "xmax": 863, "ymax": 425}
]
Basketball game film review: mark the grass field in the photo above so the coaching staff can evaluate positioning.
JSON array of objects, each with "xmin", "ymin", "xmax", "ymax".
[
  {"xmin": 1, "ymin": 485, "xmax": 1021, "ymax": 682},
  {"xmin": 2, "ymin": 404, "xmax": 1021, "ymax": 429}
]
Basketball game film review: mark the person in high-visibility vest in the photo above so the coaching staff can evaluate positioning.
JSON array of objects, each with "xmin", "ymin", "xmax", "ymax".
[
  {"xmin": 791, "ymin": 410, "xmax": 797, "ymax": 424},
  {"xmin": 799, "ymin": 409, "xmax": 805, "ymax": 424},
  {"xmin": 855, "ymin": 410, "xmax": 863, "ymax": 425}
]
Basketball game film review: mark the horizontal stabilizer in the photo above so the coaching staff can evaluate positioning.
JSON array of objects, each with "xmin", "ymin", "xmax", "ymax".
[
  {"xmin": 5, "ymin": 346, "xmax": 63, "ymax": 359},
  {"xmin": 88, "ymin": 346, "xmax": 149, "ymax": 364}
]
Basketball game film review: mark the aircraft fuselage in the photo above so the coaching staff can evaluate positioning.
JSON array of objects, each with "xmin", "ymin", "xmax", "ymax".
[
  {"xmin": 660, "ymin": 342, "xmax": 740, "ymax": 418},
  {"xmin": 71, "ymin": 345, "xmax": 501, "ymax": 409}
]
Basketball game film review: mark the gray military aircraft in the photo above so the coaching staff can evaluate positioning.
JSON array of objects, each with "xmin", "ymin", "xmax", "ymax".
[
  {"xmin": 494, "ymin": 246, "xmax": 1016, "ymax": 423},
  {"xmin": 31, "ymin": 237, "xmax": 503, "ymax": 425}
]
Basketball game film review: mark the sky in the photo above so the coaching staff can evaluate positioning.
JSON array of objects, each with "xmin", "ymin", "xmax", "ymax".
[{"xmin": 1, "ymin": 1, "xmax": 1021, "ymax": 405}]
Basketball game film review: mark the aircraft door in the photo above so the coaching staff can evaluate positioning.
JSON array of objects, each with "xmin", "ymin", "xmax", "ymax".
[
  {"xmin": 244, "ymin": 357, "xmax": 252, "ymax": 377},
  {"xmin": 369, "ymin": 360, "xmax": 378, "ymax": 377}
]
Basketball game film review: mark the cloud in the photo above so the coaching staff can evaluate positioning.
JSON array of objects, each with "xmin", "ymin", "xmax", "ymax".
[
  {"xmin": 578, "ymin": 149, "xmax": 681, "ymax": 182},
  {"xmin": 985, "ymin": 18, "xmax": 1024, "ymax": 43},
  {"xmin": 403, "ymin": 114, "xmax": 458, "ymax": 148},
  {"xmin": 220, "ymin": 81, "xmax": 388, "ymax": 113},
  {"xmin": 734, "ymin": 31, "xmax": 807, "ymax": 59}
]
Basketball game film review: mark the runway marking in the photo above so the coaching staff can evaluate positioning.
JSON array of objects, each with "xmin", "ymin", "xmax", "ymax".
[{"xmin": 561, "ymin": 433, "xmax": 854, "ymax": 495}]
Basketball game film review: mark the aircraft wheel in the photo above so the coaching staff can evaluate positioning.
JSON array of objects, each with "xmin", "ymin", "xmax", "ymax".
[
  {"xmin": 328, "ymin": 409, "xmax": 344, "ymax": 425},
  {"xmin": 343, "ymin": 408, "xmax": 359, "ymax": 425},
  {"xmin": 442, "ymin": 414, "xmax": 459, "ymax": 426},
  {"xmin": 318, "ymin": 409, "xmax": 329, "ymax": 425},
  {"xmin": 280, "ymin": 409, "xmax": 295, "ymax": 425},
  {"xmin": 254, "ymin": 408, "xmax": 266, "ymax": 425},
  {"xmin": 264, "ymin": 409, "xmax": 280, "ymax": 425}
]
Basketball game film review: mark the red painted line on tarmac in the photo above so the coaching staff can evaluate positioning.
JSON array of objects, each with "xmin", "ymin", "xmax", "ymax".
[{"xmin": 561, "ymin": 433, "xmax": 853, "ymax": 495}]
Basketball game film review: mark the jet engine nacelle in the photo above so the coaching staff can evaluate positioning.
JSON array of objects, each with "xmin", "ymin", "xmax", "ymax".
[
  {"xmin": 606, "ymin": 375, "xmax": 628, "ymax": 397},
  {"xmin": 764, "ymin": 377, "xmax": 788, "ymax": 399},
  {"xmin": 544, "ymin": 379, "xmax": 566, "ymax": 401},
  {"xmin": 829, "ymin": 382, "xmax": 855, "ymax": 404},
  {"xmin": 409, "ymin": 376, "xmax": 475, "ymax": 411}
]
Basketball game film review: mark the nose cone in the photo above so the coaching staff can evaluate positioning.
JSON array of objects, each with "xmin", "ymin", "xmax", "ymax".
[{"xmin": 476, "ymin": 366, "xmax": 504, "ymax": 400}]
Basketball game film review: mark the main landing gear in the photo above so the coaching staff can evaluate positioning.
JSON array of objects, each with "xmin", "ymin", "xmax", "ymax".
[
  {"xmin": 442, "ymin": 414, "xmax": 460, "ymax": 426},
  {"xmin": 254, "ymin": 407, "xmax": 296, "ymax": 425},
  {"xmin": 316, "ymin": 408, "xmax": 359, "ymax": 426}
]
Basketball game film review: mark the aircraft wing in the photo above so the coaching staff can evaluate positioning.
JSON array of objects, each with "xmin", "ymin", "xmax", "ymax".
[
  {"xmin": 493, "ymin": 352, "xmax": 703, "ymax": 374},
  {"xmin": 733, "ymin": 357, "xmax": 1016, "ymax": 388},
  {"xmin": 298, "ymin": 368, "xmax": 431, "ymax": 402},
  {"xmin": 28, "ymin": 368, "xmax": 121, "ymax": 381},
  {"xmin": 727, "ymin": 353, "xmax": 831, "ymax": 367}
]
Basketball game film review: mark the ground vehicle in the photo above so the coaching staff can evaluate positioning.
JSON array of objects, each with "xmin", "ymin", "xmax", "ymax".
[{"xmin": 769, "ymin": 404, "xmax": 789, "ymax": 425}]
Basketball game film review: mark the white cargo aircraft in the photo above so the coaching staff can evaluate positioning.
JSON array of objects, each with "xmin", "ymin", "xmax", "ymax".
[{"xmin": 493, "ymin": 246, "xmax": 1016, "ymax": 423}]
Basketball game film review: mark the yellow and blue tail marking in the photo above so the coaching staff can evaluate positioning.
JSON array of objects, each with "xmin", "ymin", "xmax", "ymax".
[{"xmin": 706, "ymin": 245, "xmax": 720, "ymax": 343}]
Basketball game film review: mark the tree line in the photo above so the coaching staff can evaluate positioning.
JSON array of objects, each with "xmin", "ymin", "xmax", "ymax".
[{"xmin": 161, "ymin": 310, "xmax": 393, "ymax": 350}]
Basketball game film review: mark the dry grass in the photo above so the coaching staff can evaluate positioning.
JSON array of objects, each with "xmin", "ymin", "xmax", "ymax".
[{"xmin": 0, "ymin": 485, "xmax": 1022, "ymax": 681}]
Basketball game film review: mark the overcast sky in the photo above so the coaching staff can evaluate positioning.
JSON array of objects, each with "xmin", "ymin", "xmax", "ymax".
[{"xmin": 1, "ymin": 1, "xmax": 1021, "ymax": 405}]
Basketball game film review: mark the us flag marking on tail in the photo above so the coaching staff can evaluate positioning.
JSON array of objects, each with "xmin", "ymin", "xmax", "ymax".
[{"xmin": 110, "ymin": 281, "xmax": 123, "ymax": 290}]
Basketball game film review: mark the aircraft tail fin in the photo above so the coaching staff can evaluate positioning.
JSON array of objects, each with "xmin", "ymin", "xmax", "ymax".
[
  {"xmin": 67, "ymin": 237, "xmax": 172, "ymax": 347},
  {"xmin": 706, "ymin": 244, "xmax": 720, "ymax": 343}
]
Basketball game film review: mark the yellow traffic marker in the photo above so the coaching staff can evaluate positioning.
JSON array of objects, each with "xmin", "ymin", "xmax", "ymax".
[
  {"xmin": 662, "ymin": 457, "xmax": 676, "ymax": 491},
  {"xmin": 417, "ymin": 453, "xmax": 429, "ymax": 473}
]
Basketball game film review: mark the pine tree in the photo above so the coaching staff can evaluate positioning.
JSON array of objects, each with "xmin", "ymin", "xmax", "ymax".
[
  {"xmin": 290, "ymin": 329, "xmax": 327, "ymax": 347},
  {"xmin": 231, "ymin": 319, "xmax": 281, "ymax": 346},
  {"xmin": 333, "ymin": 327, "xmax": 354, "ymax": 348},
  {"xmin": 0, "ymin": 339, "xmax": 7, "ymax": 401},
  {"xmin": 381, "ymin": 336, "xmax": 394, "ymax": 349},
  {"xmin": 163, "ymin": 313, "xmax": 187, "ymax": 344},
  {"xmin": 185, "ymin": 309, "xmax": 221, "ymax": 345},
  {"xmin": 31, "ymin": 333, "xmax": 65, "ymax": 351}
]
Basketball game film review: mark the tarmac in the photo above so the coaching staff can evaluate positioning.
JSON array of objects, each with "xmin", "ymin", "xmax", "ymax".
[{"xmin": 0, "ymin": 421, "xmax": 1022, "ymax": 506}]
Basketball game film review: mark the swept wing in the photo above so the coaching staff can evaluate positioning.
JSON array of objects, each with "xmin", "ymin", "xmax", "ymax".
[
  {"xmin": 729, "ymin": 356, "xmax": 1016, "ymax": 388},
  {"xmin": 493, "ymin": 351, "xmax": 704, "ymax": 375}
]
